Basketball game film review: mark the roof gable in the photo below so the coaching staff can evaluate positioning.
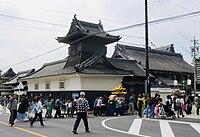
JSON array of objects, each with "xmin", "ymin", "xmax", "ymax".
[
  {"xmin": 112, "ymin": 44, "xmax": 193, "ymax": 73},
  {"xmin": 56, "ymin": 15, "xmax": 121, "ymax": 44},
  {"xmin": 5, "ymin": 69, "xmax": 35, "ymax": 84}
]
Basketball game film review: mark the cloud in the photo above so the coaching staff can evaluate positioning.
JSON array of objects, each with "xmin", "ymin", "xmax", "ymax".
[{"xmin": 0, "ymin": 0, "xmax": 199, "ymax": 73}]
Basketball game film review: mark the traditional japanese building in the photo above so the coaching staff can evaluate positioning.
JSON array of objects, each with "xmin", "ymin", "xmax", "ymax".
[
  {"xmin": 3, "ymin": 69, "xmax": 35, "ymax": 95},
  {"xmin": 23, "ymin": 16, "xmax": 146, "ymax": 105},
  {"xmin": 112, "ymin": 44, "xmax": 194, "ymax": 96},
  {"xmin": 0, "ymin": 68, "xmax": 16, "ymax": 95}
]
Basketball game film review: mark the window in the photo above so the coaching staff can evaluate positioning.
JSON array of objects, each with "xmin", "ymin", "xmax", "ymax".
[
  {"xmin": 45, "ymin": 81, "xmax": 50, "ymax": 90},
  {"xmin": 59, "ymin": 81, "xmax": 65, "ymax": 89},
  {"xmin": 34, "ymin": 83, "xmax": 39, "ymax": 90}
]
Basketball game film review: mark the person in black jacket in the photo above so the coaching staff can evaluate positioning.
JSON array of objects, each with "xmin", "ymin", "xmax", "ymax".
[{"xmin": 17, "ymin": 95, "xmax": 30, "ymax": 121}]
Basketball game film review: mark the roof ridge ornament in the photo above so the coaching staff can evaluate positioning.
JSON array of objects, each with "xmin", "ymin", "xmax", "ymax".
[
  {"xmin": 74, "ymin": 14, "xmax": 77, "ymax": 21},
  {"xmin": 98, "ymin": 19, "xmax": 104, "ymax": 30}
]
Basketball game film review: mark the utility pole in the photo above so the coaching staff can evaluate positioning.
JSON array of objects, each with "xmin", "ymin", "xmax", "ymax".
[
  {"xmin": 145, "ymin": 0, "xmax": 150, "ymax": 96},
  {"xmin": 191, "ymin": 36, "xmax": 199, "ymax": 96}
]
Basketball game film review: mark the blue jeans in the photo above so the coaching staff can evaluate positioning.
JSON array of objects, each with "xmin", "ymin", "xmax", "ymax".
[
  {"xmin": 17, "ymin": 112, "xmax": 26, "ymax": 120},
  {"xmin": 146, "ymin": 104, "xmax": 155, "ymax": 118}
]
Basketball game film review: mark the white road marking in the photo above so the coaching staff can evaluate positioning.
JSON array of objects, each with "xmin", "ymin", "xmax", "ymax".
[
  {"xmin": 145, "ymin": 118, "xmax": 200, "ymax": 125},
  {"xmin": 128, "ymin": 118, "xmax": 142, "ymax": 135},
  {"xmin": 101, "ymin": 116, "xmax": 200, "ymax": 137},
  {"xmin": 159, "ymin": 121, "xmax": 175, "ymax": 137},
  {"xmin": 101, "ymin": 117, "xmax": 150, "ymax": 137},
  {"xmin": 190, "ymin": 123, "xmax": 200, "ymax": 134}
]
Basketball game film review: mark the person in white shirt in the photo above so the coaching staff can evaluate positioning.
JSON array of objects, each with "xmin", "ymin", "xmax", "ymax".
[{"xmin": 30, "ymin": 96, "xmax": 44, "ymax": 127}]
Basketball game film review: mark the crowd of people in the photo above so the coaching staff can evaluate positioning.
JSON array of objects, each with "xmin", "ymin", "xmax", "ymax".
[
  {"xmin": 137, "ymin": 92, "xmax": 200, "ymax": 119},
  {"xmin": 0, "ymin": 92, "xmax": 200, "ymax": 132},
  {"xmin": 0, "ymin": 93, "xmax": 91, "ymax": 134}
]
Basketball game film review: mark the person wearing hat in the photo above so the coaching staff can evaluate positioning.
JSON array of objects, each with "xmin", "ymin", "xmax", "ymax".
[{"xmin": 72, "ymin": 92, "xmax": 90, "ymax": 134}]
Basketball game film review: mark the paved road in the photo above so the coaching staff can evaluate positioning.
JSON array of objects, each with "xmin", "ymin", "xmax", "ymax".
[
  {"xmin": 103, "ymin": 116, "xmax": 200, "ymax": 137},
  {"xmin": 0, "ymin": 113, "xmax": 200, "ymax": 137}
]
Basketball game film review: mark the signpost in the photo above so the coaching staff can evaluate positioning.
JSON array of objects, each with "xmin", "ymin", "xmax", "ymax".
[{"xmin": 16, "ymin": 82, "xmax": 24, "ymax": 103}]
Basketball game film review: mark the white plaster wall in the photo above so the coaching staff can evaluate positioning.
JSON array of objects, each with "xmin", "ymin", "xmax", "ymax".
[
  {"xmin": 26, "ymin": 74, "xmax": 123, "ymax": 92},
  {"xmin": 65, "ymin": 76, "xmax": 81, "ymax": 91},
  {"xmin": 81, "ymin": 75, "xmax": 123, "ymax": 91}
]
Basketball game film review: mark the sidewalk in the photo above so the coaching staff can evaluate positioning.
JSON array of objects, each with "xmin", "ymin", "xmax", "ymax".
[
  {"xmin": 0, "ymin": 105, "xmax": 10, "ymax": 115},
  {"xmin": 184, "ymin": 114, "xmax": 200, "ymax": 119}
]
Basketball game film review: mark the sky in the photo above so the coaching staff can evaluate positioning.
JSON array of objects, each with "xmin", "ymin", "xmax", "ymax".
[{"xmin": 0, "ymin": 0, "xmax": 200, "ymax": 74}]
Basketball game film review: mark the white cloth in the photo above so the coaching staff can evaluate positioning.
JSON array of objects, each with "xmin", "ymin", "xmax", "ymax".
[{"xmin": 34, "ymin": 101, "xmax": 43, "ymax": 113}]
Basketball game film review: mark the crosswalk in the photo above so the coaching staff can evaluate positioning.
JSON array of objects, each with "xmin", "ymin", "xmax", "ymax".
[
  {"xmin": 128, "ymin": 118, "xmax": 200, "ymax": 137},
  {"xmin": 102, "ymin": 117, "xmax": 200, "ymax": 137}
]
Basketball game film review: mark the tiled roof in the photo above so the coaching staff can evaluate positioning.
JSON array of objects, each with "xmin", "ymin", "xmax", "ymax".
[
  {"xmin": 56, "ymin": 15, "xmax": 121, "ymax": 44},
  {"xmin": 154, "ymin": 44, "xmax": 175, "ymax": 53},
  {"xmin": 107, "ymin": 58, "xmax": 146, "ymax": 77},
  {"xmin": 24, "ymin": 52, "xmax": 147, "ymax": 79},
  {"xmin": 5, "ymin": 69, "xmax": 35, "ymax": 84},
  {"xmin": 24, "ymin": 59, "xmax": 76, "ymax": 79},
  {"xmin": 112, "ymin": 44, "xmax": 194, "ymax": 73},
  {"xmin": 2, "ymin": 68, "xmax": 16, "ymax": 78}
]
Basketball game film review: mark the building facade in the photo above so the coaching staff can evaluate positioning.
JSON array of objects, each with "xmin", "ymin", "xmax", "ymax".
[
  {"xmin": 24, "ymin": 16, "xmax": 146, "ymax": 106},
  {"xmin": 112, "ymin": 44, "xmax": 194, "ymax": 97}
]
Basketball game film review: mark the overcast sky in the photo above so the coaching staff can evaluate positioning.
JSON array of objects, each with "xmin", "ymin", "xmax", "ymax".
[{"xmin": 0, "ymin": 0, "xmax": 200, "ymax": 73}]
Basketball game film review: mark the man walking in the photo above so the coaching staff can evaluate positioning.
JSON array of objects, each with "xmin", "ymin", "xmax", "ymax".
[
  {"xmin": 30, "ymin": 96, "xmax": 44, "ymax": 127},
  {"xmin": 8, "ymin": 94, "xmax": 18, "ymax": 127},
  {"xmin": 72, "ymin": 92, "xmax": 90, "ymax": 134},
  {"xmin": 54, "ymin": 96, "xmax": 63, "ymax": 118}
]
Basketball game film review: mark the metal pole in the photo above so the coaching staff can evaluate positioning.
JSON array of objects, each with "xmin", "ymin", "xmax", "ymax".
[
  {"xmin": 193, "ymin": 36, "xmax": 197, "ymax": 96},
  {"xmin": 18, "ymin": 88, "xmax": 20, "ymax": 104},
  {"xmin": 145, "ymin": 0, "xmax": 150, "ymax": 96}
]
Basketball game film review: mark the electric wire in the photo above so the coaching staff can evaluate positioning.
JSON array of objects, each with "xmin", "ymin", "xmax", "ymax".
[
  {"xmin": 1, "ymin": 10, "xmax": 200, "ymax": 69},
  {"xmin": 0, "ymin": 0, "xmax": 130, "ymax": 24}
]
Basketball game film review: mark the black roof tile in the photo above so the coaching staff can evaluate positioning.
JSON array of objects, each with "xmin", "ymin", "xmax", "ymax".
[{"xmin": 112, "ymin": 44, "xmax": 193, "ymax": 73}]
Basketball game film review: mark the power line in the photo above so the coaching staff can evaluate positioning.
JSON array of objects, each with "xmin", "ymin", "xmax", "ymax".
[
  {"xmin": 1, "ymin": 9, "xmax": 200, "ymax": 33},
  {"xmin": 0, "ymin": 0, "xmax": 130, "ymax": 24},
  {"xmin": 118, "ymin": 41, "xmax": 145, "ymax": 47},
  {"xmin": 120, "ymin": 34, "xmax": 144, "ymax": 40},
  {"xmin": 0, "ymin": 14, "xmax": 67, "ymax": 27},
  {"xmin": 1, "ymin": 10, "xmax": 200, "ymax": 70},
  {"xmin": 0, "ymin": 23, "xmax": 66, "ymax": 32},
  {"xmin": 105, "ymin": 10, "xmax": 200, "ymax": 33},
  {"xmin": 0, "ymin": 45, "xmax": 67, "ymax": 69}
]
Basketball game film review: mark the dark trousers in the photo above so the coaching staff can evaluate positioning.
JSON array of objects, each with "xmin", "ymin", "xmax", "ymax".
[
  {"xmin": 116, "ymin": 108, "xmax": 120, "ymax": 116},
  {"xmin": 138, "ymin": 109, "xmax": 142, "ymax": 118},
  {"xmin": 73, "ymin": 112, "xmax": 89, "ymax": 131},
  {"xmin": 96, "ymin": 106, "xmax": 102, "ymax": 116},
  {"xmin": 197, "ymin": 108, "xmax": 199, "ymax": 115},
  {"xmin": 54, "ymin": 107, "xmax": 61, "ymax": 118},
  {"xmin": 30, "ymin": 112, "xmax": 44, "ymax": 125},
  {"xmin": 9, "ymin": 109, "xmax": 17, "ymax": 125}
]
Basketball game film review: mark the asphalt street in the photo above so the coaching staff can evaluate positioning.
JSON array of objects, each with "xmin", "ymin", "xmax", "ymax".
[{"xmin": 0, "ymin": 113, "xmax": 200, "ymax": 137}]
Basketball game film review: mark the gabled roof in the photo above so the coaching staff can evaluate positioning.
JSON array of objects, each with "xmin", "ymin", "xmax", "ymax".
[
  {"xmin": 24, "ymin": 51, "xmax": 147, "ymax": 80},
  {"xmin": 2, "ymin": 68, "xmax": 16, "ymax": 78},
  {"xmin": 24, "ymin": 59, "xmax": 76, "ymax": 79},
  {"xmin": 112, "ymin": 44, "xmax": 193, "ymax": 73},
  {"xmin": 4, "ymin": 69, "xmax": 35, "ymax": 84},
  {"xmin": 56, "ymin": 15, "xmax": 121, "ymax": 44},
  {"xmin": 154, "ymin": 44, "xmax": 175, "ymax": 53}
]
